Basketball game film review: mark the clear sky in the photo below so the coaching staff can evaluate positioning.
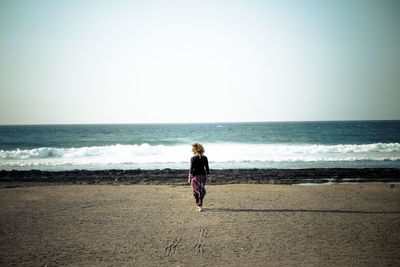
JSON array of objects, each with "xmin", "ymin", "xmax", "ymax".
[{"xmin": 1, "ymin": 0, "xmax": 399, "ymax": 124}]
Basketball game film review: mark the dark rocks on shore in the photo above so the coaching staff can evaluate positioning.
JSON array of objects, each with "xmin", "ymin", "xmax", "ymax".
[{"xmin": 0, "ymin": 168, "xmax": 400, "ymax": 187}]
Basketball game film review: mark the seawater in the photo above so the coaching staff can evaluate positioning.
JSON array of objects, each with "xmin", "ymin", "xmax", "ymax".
[{"xmin": 0, "ymin": 121, "xmax": 399, "ymax": 170}]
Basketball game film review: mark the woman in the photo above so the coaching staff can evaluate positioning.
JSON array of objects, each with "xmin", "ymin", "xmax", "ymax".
[{"xmin": 188, "ymin": 143, "xmax": 210, "ymax": 211}]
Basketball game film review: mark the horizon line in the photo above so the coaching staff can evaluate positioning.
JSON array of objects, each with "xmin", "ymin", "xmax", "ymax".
[{"xmin": 1, "ymin": 119, "xmax": 399, "ymax": 126}]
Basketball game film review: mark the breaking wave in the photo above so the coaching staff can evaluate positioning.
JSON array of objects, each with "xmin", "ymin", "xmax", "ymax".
[{"xmin": 1, "ymin": 142, "xmax": 399, "ymax": 170}]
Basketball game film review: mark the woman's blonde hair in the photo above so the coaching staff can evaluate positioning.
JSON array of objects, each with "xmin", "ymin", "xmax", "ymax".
[{"xmin": 192, "ymin": 143, "xmax": 205, "ymax": 157}]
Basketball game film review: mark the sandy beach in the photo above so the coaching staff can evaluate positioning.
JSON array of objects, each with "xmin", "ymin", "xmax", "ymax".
[{"xmin": 1, "ymin": 183, "xmax": 399, "ymax": 266}]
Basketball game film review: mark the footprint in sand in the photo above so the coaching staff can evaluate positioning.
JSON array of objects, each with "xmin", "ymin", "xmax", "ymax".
[
  {"xmin": 165, "ymin": 236, "xmax": 183, "ymax": 256},
  {"xmin": 193, "ymin": 228, "xmax": 207, "ymax": 255}
]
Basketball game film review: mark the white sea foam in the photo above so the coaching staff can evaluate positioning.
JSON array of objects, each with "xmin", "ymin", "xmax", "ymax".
[{"xmin": 1, "ymin": 143, "xmax": 399, "ymax": 170}]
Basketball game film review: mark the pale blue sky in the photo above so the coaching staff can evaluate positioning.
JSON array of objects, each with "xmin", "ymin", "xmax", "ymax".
[{"xmin": 1, "ymin": 0, "xmax": 399, "ymax": 124}]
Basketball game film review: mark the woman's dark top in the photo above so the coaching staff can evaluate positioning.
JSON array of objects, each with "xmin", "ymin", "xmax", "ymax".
[{"xmin": 190, "ymin": 155, "xmax": 210, "ymax": 176}]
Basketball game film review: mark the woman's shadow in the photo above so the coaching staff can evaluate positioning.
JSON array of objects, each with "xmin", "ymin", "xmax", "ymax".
[{"xmin": 206, "ymin": 208, "xmax": 400, "ymax": 214}]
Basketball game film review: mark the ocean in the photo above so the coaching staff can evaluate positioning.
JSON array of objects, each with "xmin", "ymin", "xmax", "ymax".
[{"xmin": 0, "ymin": 121, "xmax": 399, "ymax": 170}]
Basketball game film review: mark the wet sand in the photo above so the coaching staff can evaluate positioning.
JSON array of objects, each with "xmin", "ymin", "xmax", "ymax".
[
  {"xmin": 1, "ymin": 183, "xmax": 399, "ymax": 266},
  {"xmin": 1, "ymin": 168, "xmax": 400, "ymax": 186}
]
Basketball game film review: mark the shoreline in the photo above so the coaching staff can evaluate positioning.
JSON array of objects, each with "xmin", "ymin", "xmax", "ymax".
[{"xmin": 1, "ymin": 168, "xmax": 399, "ymax": 187}]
